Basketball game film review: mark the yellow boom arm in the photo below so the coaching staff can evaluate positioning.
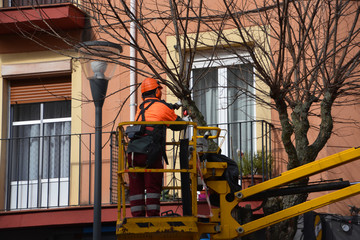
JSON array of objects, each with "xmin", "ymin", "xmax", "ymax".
[{"xmin": 116, "ymin": 121, "xmax": 360, "ymax": 240}]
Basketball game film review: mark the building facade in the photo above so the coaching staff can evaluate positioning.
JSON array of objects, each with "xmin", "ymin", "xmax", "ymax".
[{"xmin": 1, "ymin": 0, "xmax": 359, "ymax": 239}]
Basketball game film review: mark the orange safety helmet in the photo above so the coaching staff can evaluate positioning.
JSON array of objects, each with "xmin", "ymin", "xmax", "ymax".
[{"xmin": 141, "ymin": 77, "xmax": 163, "ymax": 98}]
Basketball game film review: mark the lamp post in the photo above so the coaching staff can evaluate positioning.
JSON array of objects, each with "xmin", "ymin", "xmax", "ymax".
[{"xmin": 79, "ymin": 41, "xmax": 122, "ymax": 240}]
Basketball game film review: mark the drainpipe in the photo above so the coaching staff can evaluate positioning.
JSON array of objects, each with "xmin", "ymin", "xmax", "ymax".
[{"xmin": 129, "ymin": 0, "xmax": 137, "ymax": 121}]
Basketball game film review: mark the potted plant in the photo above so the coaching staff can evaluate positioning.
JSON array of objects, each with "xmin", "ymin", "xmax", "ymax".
[{"xmin": 238, "ymin": 150, "xmax": 272, "ymax": 188}]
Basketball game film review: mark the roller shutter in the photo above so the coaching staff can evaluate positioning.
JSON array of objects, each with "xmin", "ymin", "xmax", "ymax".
[{"xmin": 10, "ymin": 76, "xmax": 71, "ymax": 104}]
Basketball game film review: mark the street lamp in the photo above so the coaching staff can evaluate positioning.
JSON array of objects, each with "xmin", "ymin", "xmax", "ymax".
[{"xmin": 78, "ymin": 41, "xmax": 122, "ymax": 240}]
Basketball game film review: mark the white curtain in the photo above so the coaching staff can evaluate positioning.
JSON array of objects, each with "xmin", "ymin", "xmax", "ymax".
[
  {"xmin": 227, "ymin": 64, "xmax": 254, "ymax": 158},
  {"xmin": 11, "ymin": 124, "xmax": 40, "ymax": 181},
  {"xmin": 43, "ymin": 122, "xmax": 71, "ymax": 179},
  {"xmin": 193, "ymin": 67, "xmax": 218, "ymax": 125}
]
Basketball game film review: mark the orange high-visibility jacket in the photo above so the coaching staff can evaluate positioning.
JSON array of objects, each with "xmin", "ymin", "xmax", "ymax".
[{"xmin": 135, "ymin": 97, "xmax": 179, "ymax": 122}]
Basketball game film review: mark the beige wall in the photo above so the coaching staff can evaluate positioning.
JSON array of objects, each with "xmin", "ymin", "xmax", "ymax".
[
  {"xmin": 0, "ymin": 56, "xmax": 8, "ymax": 209},
  {"xmin": 0, "ymin": 51, "xmax": 83, "ymax": 208}
]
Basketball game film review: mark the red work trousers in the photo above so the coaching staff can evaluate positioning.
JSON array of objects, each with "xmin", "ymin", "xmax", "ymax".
[{"xmin": 128, "ymin": 152, "xmax": 163, "ymax": 217}]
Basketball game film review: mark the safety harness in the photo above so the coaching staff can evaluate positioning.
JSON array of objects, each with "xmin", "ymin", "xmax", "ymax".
[
  {"xmin": 136, "ymin": 98, "xmax": 173, "ymax": 121},
  {"xmin": 134, "ymin": 98, "xmax": 171, "ymax": 165}
]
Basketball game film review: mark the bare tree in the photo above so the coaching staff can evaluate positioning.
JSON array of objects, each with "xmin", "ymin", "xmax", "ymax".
[
  {"xmin": 217, "ymin": 0, "xmax": 360, "ymax": 239},
  {"xmin": 7, "ymin": 0, "xmax": 250, "ymax": 126},
  {"xmin": 6, "ymin": 0, "xmax": 360, "ymax": 239}
]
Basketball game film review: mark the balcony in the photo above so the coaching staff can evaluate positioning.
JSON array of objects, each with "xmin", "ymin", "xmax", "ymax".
[
  {"xmin": 209, "ymin": 120, "xmax": 273, "ymax": 184},
  {"xmin": 2, "ymin": 0, "xmax": 78, "ymax": 8},
  {"xmin": 0, "ymin": 120, "xmax": 273, "ymax": 213},
  {"xmin": 0, "ymin": 0, "xmax": 85, "ymax": 34},
  {"xmin": 2, "ymin": 131, "xmax": 118, "ymax": 211}
]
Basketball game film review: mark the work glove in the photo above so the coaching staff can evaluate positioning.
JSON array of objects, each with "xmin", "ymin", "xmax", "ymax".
[{"xmin": 182, "ymin": 115, "xmax": 191, "ymax": 122}]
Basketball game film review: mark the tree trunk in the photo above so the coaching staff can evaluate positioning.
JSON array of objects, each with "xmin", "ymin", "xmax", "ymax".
[
  {"xmin": 264, "ymin": 187, "xmax": 309, "ymax": 240},
  {"xmin": 182, "ymin": 96, "xmax": 219, "ymax": 151}
]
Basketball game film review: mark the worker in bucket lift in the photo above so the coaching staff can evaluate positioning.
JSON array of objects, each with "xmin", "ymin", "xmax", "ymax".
[{"xmin": 126, "ymin": 77, "xmax": 187, "ymax": 217}]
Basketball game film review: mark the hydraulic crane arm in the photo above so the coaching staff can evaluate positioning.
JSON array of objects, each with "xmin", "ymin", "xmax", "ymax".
[
  {"xmin": 116, "ymin": 121, "xmax": 360, "ymax": 240},
  {"xmin": 238, "ymin": 183, "xmax": 360, "ymax": 236},
  {"xmin": 237, "ymin": 147, "xmax": 360, "ymax": 200},
  {"xmin": 230, "ymin": 147, "xmax": 360, "ymax": 237}
]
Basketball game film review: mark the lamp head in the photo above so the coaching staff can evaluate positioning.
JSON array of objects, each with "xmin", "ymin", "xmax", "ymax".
[
  {"xmin": 91, "ymin": 61, "xmax": 108, "ymax": 80},
  {"xmin": 78, "ymin": 41, "xmax": 122, "ymax": 81}
]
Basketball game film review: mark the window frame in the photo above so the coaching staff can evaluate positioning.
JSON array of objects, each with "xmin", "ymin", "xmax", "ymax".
[
  {"xmin": 190, "ymin": 50, "xmax": 256, "ymax": 156},
  {"xmin": 8, "ymin": 101, "xmax": 71, "ymax": 209}
]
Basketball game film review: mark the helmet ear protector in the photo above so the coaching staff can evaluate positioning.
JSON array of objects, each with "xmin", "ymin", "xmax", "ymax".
[{"xmin": 155, "ymin": 86, "xmax": 162, "ymax": 98}]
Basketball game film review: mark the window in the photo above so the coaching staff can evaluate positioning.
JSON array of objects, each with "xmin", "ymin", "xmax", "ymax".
[
  {"xmin": 192, "ymin": 51, "xmax": 255, "ymax": 159},
  {"xmin": 4, "ymin": 0, "xmax": 69, "ymax": 8},
  {"xmin": 9, "ymin": 101, "xmax": 71, "ymax": 209}
]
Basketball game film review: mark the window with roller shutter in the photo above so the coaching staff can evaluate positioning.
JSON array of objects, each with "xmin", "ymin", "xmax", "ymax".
[{"xmin": 8, "ymin": 76, "xmax": 72, "ymax": 209}]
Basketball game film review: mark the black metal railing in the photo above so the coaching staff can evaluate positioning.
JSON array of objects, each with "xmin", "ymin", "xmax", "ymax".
[
  {"xmin": 1, "ymin": 120, "xmax": 273, "ymax": 211},
  {"xmin": 2, "ymin": 0, "xmax": 79, "ymax": 8},
  {"xmin": 2, "ymin": 131, "xmax": 118, "ymax": 211},
  {"xmin": 208, "ymin": 120, "xmax": 273, "ymax": 186}
]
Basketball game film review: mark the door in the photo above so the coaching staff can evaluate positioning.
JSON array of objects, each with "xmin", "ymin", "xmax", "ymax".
[
  {"xmin": 9, "ymin": 101, "xmax": 71, "ymax": 209},
  {"xmin": 192, "ymin": 51, "xmax": 255, "ymax": 159}
]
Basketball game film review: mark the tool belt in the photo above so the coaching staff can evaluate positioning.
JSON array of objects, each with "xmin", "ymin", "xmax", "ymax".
[
  {"xmin": 125, "ymin": 125, "xmax": 144, "ymax": 139},
  {"xmin": 127, "ymin": 135, "xmax": 163, "ymax": 168}
]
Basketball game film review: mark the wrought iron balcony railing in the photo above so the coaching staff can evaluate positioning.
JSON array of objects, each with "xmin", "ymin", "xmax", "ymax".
[
  {"xmin": 2, "ymin": 131, "xmax": 118, "ymax": 211},
  {"xmin": 208, "ymin": 120, "xmax": 273, "ymax": 184},
  {"xmin": 2, "ymin": 0, "xmax": 79, "ymax": 8},
  {"xmin": 1, "ymin": 120, "xmax": 273, "ymax": 212}
]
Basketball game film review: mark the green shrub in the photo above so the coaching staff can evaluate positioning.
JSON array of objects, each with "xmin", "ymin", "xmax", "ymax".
[{"xmin": 238, "ymin": 151, "xmax": 272, "ymax": 176}]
